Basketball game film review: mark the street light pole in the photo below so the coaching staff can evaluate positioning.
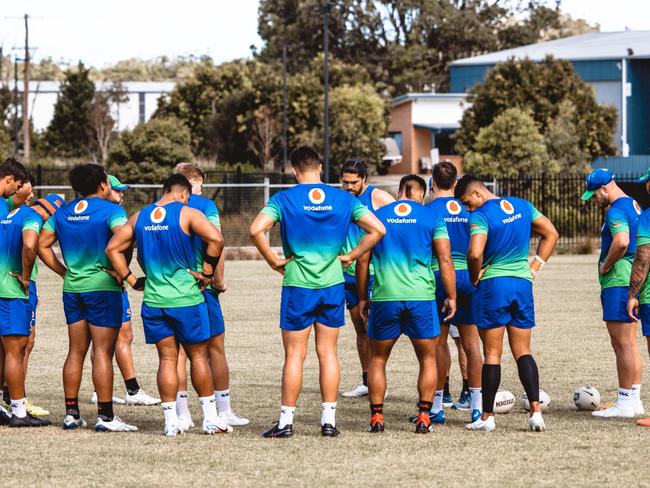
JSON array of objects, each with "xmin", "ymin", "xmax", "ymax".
[
  {"xmin": 282, "ymin": 45, "xmax": 288, "ymax": 170},
  {"xmin": 22, "ymin": 13, "xmax": 30, "ymax": 163},
  {"xmin": 321, "ymin": 2, "xmax": 332, "ymax": 182}
]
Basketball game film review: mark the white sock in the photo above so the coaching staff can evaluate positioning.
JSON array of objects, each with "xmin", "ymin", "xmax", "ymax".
[
  {"xmin": 431, "ymin": 390, "xmax": 444, "ymax": 414},
  {"xmin": 278, "ymin": 405, "xmax": 295, "ymax": 429},
  {"xmin": 10, "ymin": 398, "xmax": 26, "ymax": 418},
  {"xmin": 199, "ymin": 395, "xmax": 218, "ymax": 423},
  {"xmin": 321, "ymin": 402, "xmax": 337, "ymax": 427},
  {"xmin": 470, "ymin": 387, "xmax": 483, "ymax": 411},
  {"xmin": 176, "ymin": 391, "xmax": 190, "ymax": 418},
  {"xmin": 215, "ymin": 389, "xmax": 231, "ymax": 415},
  {"xmin": 632, "ymin": 384, "xmax": 642, "ymax": 402},
  {"xmin": 161, "ymin": 401, "xmax": 178, "ymax": 426},
  {"xmin": 617, "ymin": 388, "xmax": 634, "ymax": 406}
]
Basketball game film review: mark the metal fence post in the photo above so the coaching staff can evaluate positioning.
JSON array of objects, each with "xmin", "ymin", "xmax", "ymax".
[{"xmin": 264, "ymin": 177, "xmax": 270, "ymax": 245}]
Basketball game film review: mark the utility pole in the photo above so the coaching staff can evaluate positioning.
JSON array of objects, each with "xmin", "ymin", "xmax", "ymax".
[
  {"xmin": 321, "ymin": 2, "xmax": 332, "ymax": 182},
  {"xmin": 22, "ymin": 14, "xmax": 31, "ymax": 163},
  {"xmin": 13, "ymin": 57, "xmax": 20, "ymax": 153},
  {"xmin": 282, "ymin": 45, "xmax": 288, "ymax": 170}
]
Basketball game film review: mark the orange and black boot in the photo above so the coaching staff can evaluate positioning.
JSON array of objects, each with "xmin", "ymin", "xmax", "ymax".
[
  {"xmin": 368, "ymin": 403, "xmax": 384, "ymax": 433},
  {"xmin": 415, "ymin": 401, "xmax": 433, "ymax": 433}
]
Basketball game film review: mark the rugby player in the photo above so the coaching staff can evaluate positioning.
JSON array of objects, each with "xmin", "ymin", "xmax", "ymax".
[
  {"xmin": 0, "ymin": 193, "xmax": 63, "ymax": 427},
  {"xmin": 39, "ymin": 163, "xmax": 137, "ymax": 432},
  {"xmin": 424, "ymin": 162, "xmax": 483, "ymax": 424},
  {"xmin": 250, "ymin": 146, "xmax": 385, "ymax": 438},
  {"xmin": 581, "ymin": 169, "xmax": 644, "ymax": 418},
  {"xmin": 339, "ymin": 160, "xmax": 394, "ymax": 398},
  {"xmin": 106, "ymin": 174, "xmax": 232, "ymax": 436},
  {"xmin": 0, "ymin": 158, "xmax": 29, "ymax": 216},
  {"xmin": 455, "ymin": 175, "xmax": 558, "ymax": 432},
  {"xmin": 1, "ymin": 177, "xmax": 52, "ymax": 418},
  {"xmin": 173, "ymin": 163, "xmax": 248, "ymax": 429},
  {"xmin": 627, "ymin": 168, "xmax": 650, "ymax": 426},
  {"xmin": 90, "ymin": 175, "xmax": 160, "ymax": 406},
  {"xmin": 359, "ymin": 174, "xmax": 456, "ymax": 434}
]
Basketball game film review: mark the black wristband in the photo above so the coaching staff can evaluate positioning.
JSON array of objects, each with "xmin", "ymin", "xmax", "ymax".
[
  {"xmin": 201, "ymin": 272, "xmax": 214, "ymax": 279},
  {"xmin": 133, "ymin": 276, "xmax": 146, "ymax": 291},
  {"xmin": 123, "ymin": 270, "xmax": 133, "ymax": 281},
  {"xmin": 204, "ymin": 254, "xmax": 220, "ymax": 267}
]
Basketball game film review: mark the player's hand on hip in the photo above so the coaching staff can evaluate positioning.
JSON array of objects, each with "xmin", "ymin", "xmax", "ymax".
[
  {"xmin": 337, "ymin": 253, "xmax": 354, "ymax": 269},
  {"xmin": 359, "ymin": 299, "xmax": 370, "ymax": 321},
  {"xmin": 212, "ymin": 278, "xmax": 227, "ymax": 294},
  {"xmin": 442, "ymin": 298, "xmax": 457, "ymax": 323},
  {"xmin": 628, "ymin": 297, "xmax": 640, "ymax": 322},
  {"xmin": 100, "ymin": 267, "xmax": 124, "ymax": 289},
  {"xmin": 598, "ymin": 263, "xmax": 609, "ymax": 275},
  {"xmin": 9, "ymin": 272, "xmax": 30, "ymax": 295},
  {"xmin": 272, "ymin": 256, "xmax": 292, "ymax": 275},
  {"xmin": 187, "ymin": 270, "xmax": 212, "ymax": 290}
]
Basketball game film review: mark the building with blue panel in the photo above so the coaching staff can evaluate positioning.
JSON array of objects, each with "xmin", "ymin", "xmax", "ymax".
[{"xmin": 449, "ymin": 31, "xmax": 650, "ymax": 173}]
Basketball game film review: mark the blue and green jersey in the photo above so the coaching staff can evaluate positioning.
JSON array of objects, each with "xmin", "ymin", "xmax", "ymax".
[
  {"xmin": 340, "ymin": 185, "xmax": 376, "ymax": 277},
  {"xmin": 469, "ymin": 197, "xmax": 542, "ymax": 282},
  {"xmin": 599, "ymin": 197, "xmax": 641, "ymax": 289},
  {"xmin": 428, "ymin": 196, "xmax": 469, "ymax": 271},
  {"xmin": 261, "ymin": 183, "xmax": 370, "ymax": 289}
]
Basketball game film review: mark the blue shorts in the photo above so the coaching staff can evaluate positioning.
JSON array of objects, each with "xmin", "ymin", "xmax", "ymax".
[
  {"xmin": 601, "ymin": 287, "xmax": 635, "ymax": 323},
  {"xmin": 122, "ymin": 291, "xmax": 132, "ymax": 324},
  {"xmin": 344, "ymin": 273, "xmax": 374, "ymax": 309},
  {"xmin": 474, "ymin": 277, "xmax": 535, "ymax": 329},
  {"xmin": 28, "ymin": 281, "xmax": 38, "ymax": 329},
  {"xmin": 368, "ymin": 300, "xmax": 440, "ymax": 340},
  {"xmin": 63, "ymin": 291, "xmax": 123, "ymax": 328},
  {"xmin": 141, "ymin": 302, "xmax": 211, "ymax": 345},
  {"xmin": 0, "ymin": 297, "xmax": 31, "ymax": 336},
  {"xmin": 202, "ymin": 289, "xmax": 225, "ymax": 336},
  {"xmin": 639, "ymin": 304, "xmax": 650, "ymax": 337},
  {"xmin": 280, "ymin": 284, "xmax": 345, "ymax": 331},
  {"xmin": 435, "ymin": 269, "xmax": 475, "ymax": 326}
]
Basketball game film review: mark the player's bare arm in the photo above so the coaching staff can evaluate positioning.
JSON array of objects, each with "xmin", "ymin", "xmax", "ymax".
[
  {"xmin": 530, "ymin": 216, "xmax": 559, "ymax": 278},
  {"xmin": 468, "ymin": 233, "xmax": 487, "ymax": 286},
  {"xmin": 434, "ymin": 236, "xmax": 457, "ymax": 321},
  {"xmin": 600, "ymin": 231, "xmax": 629, "ymax": 275},
  {"xmin": 183, "ymin": 206, "xmax": 224, "ymax": 286},
  {"xmin": 10, "ymin": 228, "xmax": 39, "ymax": 295},
  {"xmin": 355, "ymin": 250, "xmax": 371, "ymax": 320},
  {"xmin": 106, "ymin": 213, "xmax": 139, "ymax": 288},
  {"xmin": 371, "ymin": 188, "xmax": 395, "ymax": 210},
  {"xmin": 338, "ymin": 213, "xmax": 386, "ymax": 268},
  {"xmin": 627, "ymin": 243, "xmax": 650, "ymax": 320},
  {"xmin": 249, "ymin": 212, "xmax": 292, "ymax": 275},
  {"xmin": 37, "ymin": 228, "xmax": 67, "ymax": 278}
]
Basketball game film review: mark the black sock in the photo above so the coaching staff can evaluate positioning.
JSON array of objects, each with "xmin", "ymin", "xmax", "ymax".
[
  {"xmin": 443, "ymin": 378, "xmax": 450, "ymax": 396},
  {"xmin": 65, "ymin": 397, "xmax": 80, "ymax": 419},
  {"xmin": 517, "ymin": 354, "xmax": 540, "ymax": 403},
  {"xmin": 370, "ymin": 403, "xmax": 383, "ymax": 415},
  {"xmin": 362, "ymin": 372, "xmax": 368, "ymax": 387},
  {"xmin": 417, "ymin": 400, "xmax": 432, "ymax": 413},
  {"xmin": 98, "ymin": 401, "xmax": 114, "ymax": 422},
  {"xmin": 124, "ymin": 377, "xmax": 140, "ymax": 396},
  {"xmin": 462, "ymin": 378, "xmax": 470, "ymax": 392},
  {"xmin": 481, "ymin": 364, "xmax": 501, "ymax": 414},
  {"xmin": 2, "ymin": 385, "xmax": 9, "ymax": 404}
]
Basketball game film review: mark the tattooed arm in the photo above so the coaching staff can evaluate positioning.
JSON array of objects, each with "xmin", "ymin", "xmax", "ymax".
[{"xmin": 627, "ymin": 243, "xmax": 650, "ymax": 321}]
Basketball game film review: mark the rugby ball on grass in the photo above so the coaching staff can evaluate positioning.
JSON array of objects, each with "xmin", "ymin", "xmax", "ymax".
[
  {"xmin": 520, "ymin": 389, "xmax": 551, "ymax": 412},
  {"xmin": 574, "ymin": 386, "xmax": 601, "ymax": 411},
  {"xmin": 493, "ymin": 390, "xmax": 516, "ymax": 414}
]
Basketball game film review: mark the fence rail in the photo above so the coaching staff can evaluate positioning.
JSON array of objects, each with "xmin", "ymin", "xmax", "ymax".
[{"xmin": 33, "ymin": 174, "xmax": 649, "ymax": 250}]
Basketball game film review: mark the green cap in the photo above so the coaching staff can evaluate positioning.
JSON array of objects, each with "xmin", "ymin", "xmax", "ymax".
[
  {"xmin": 108, "ymin": 175, "xmax": 129, "ymax": 191},
  {"xmin": 638, "ymin": 168, "xmax": 650, "ymax": 184}
]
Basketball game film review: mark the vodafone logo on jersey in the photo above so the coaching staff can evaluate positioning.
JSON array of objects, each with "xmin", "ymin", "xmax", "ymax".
[
  {"xmin": 500, "ymin": 199, "xmax": 515, "ymax": 215},
  {"xmin": 634, "ymin": 201, "xmax": 642, "ymax": 215},
  {"xmin": 151, "ymin": 206, "xmax": 167, "ymax": 223},
  {"xmin": 394, "ymin": 203, "xmax": 412, "ymax": 217},
  {"xmin": 446, "ymin": 200, "xmax": 462, "ymax": 215},
  {"xmin": 74, "ymin": 200, "xmax": 88, "ymax": 214},
  {"xmin": 308, "ymin": 188, "xmax": 326, "ymax": 204},
  {"xmin": 7, "ymin": 208, "xmax": 19, "ymax": 218}
]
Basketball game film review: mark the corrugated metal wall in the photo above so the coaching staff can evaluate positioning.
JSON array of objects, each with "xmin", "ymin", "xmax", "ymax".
[{"xmin": 628, "ymin": 59, "xmax": 650, "ymax": 155}]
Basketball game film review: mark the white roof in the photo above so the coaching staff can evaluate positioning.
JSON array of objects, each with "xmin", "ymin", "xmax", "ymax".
[
  {"xmin": 21, "ymin": 81, "xmax": 175, "ymax": 93},
  {"xmin": 451, "ymin": 30, "xmax": 650, "ymax": 66}
]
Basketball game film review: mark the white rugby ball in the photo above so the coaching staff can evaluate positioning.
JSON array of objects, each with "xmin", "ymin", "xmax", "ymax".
[
  {"xmin": 574, "ymin": 386, "xmax": 601, "ymax": 411},
  {"xmin": 520, "ymin": 389, "xmax": 551, "ymax": 412},
  {"xmin": 493, "ymin": 390, "xmax": 516, "ymax": 414}
]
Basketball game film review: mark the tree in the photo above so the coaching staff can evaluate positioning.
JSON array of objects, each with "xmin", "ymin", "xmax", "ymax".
[
  {"xmin": 456, "ymin": 56, "xmax": 617, "ymax": 165},
  {"xmin": 89, "ymin": 82, "xmax": 128, "ymax": 163},
  {"xmin": 247, "ymin": 105, "xmax": 281, "ymax": 171},
  {"xmin": 0, "ymin": 127, "xmax": 13, "ymax": 161},
  {"xmin": 544, "ymin": 100, "xmax": 590, "ymax": 174},
  {"xmin": 44, "ymin": 62, "xmax": 95, "ymax": 157},
  {"xmin": 108, "ymin": 117, "xmax": 193, "ymax": 184},
  {"xmin": 464, "ymin": 108, "xmax": 549, "ymax": 177}
]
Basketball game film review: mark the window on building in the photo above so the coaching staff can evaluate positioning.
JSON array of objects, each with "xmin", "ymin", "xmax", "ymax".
[
  {"xmin": 433, "ymin": 132, "xmax": 455, "ymax": 155},
  {"xmin": 388, "ymin": 131, "xmax": 402, "ymax": 153}
]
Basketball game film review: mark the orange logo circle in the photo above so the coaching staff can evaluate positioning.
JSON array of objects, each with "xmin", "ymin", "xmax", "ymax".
[
  {"xmin": 74, "ymin": 200, "xmax": 88, "ymax": 214},
  {"xmin": 446, "ymin": 200, "xmax": 461, "ymax": 215},
  {"xmin": 150, "ymin": 206, "xmax": 167, "ymax": 223},
  {"xmin": 634, "ymin": 201, "xmax": 642, "ymax": 215},
  {"xmin": 500, "ymin": 199, "xmax": 514, "ymax": 215},
  {"xmin": 394, "ymin": 202, "xmax": 412, "ymax": 217},
  {"xmin": 308, "ymin": 188, "xmax": 326, "ymax": 204}
]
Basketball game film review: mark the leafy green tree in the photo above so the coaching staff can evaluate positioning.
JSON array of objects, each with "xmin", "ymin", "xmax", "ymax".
[
  {"xmin": 456, "ymin": 56, "xmax": 617, "ymax": 164},
  {"xmin": 0, "ymin": 127, "xmax": 13, "ymax": 160},
  {"xmin": 107, "ymin": 117, "xmax": 192, "ymax": 183},
  {"xmin": 464, "ymin": 108, "xmax": 550, "ymax": 177},
  {"xmin": 544, "ymin": 100, "xmax": 590, "ymax": 174},
  {"xmin": 44, "ymin": 62, "xmax": 95, "ymax": 157}
]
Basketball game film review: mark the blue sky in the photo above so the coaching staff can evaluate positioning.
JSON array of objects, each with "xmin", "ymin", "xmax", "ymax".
[{"xmin": 0, "ymin": 0, "xmax": 648, "ymax": 67}]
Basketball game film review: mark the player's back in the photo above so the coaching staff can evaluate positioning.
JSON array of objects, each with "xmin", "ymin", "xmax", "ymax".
[
  {"xmin": 135, "ymin": 202, "xmax": 203, "ymax": 308},
  {"xmin": 470, "ymin": 197, "xmax": 538, "ymax": 281},
  {"xmin": 50, "ymin": 197, "xmax": 126, "ymax": 292},
  {"xmin": 0, "ymin": 206, "xmax": 42, "ymax": 298},
  {"xmin": 372, "ymin": 201, "xmax": 441, "ymax": 301},
  {"xmin": 428, "ymin": 196, "xmax": 469, "ymax": 270},
  {"xmin": 601, "ymin": 196, "xmax": 641, "ymax": 263},
  {"xmin": 268, "ymin": 184, "xmax": 363, "ymax": 289}
]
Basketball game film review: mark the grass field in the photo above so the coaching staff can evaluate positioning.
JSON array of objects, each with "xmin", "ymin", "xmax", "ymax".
[{"xmin": 3, "ymin": 255, "xmax": 650, "ymax": 487}]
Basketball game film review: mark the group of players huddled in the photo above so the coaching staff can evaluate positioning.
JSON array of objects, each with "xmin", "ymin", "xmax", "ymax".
[{"xmin": 1, "ymin": 146, "xmax": 649, "ymax": 437}]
